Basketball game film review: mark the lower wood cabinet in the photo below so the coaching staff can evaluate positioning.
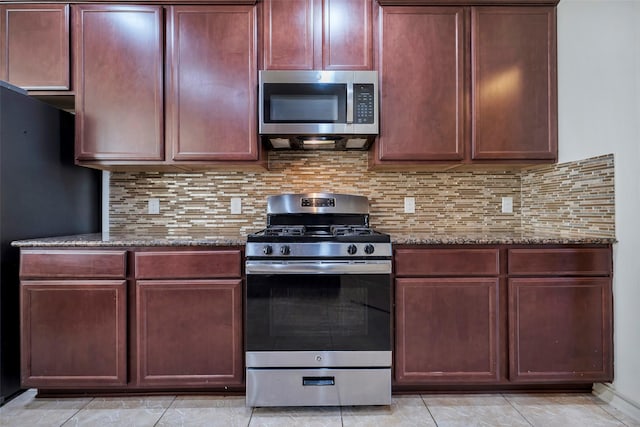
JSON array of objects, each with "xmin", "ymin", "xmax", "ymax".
[
  {"xmin": 395, "ymin": 278, "xmax": 500, "ymax": 384},
  {"xmin": 20, "ymin": 249, "xmax": 128, "ymax": 388},
  {"xmin": 19, "ymin": 247, "xmax": 243, "ymax": 391},
  {"xmin": 507, "ymin": 247, "xmax": 613, "ymax": 383},
  {"xmin": 133, "ymin": 249, "xmax": 243, "ymax": 388},
  {"xmin": 21, "ymin": 280, "xmax": 127, "ymax": 387},
  {"xmin": 394, "ymin": 244, "xmax": 613, "ymax": 388},
  {"xmin": 135, "ymin": 279, "xmax": 243, "ymax": 387},
  {"xmin": 508, "ymin": 277, "xmax": 613, "ymax": 382}
]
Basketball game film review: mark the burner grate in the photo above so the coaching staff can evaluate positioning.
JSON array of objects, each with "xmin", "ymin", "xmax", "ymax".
[
  {"xmin": 263, "ymin": 226, "xmax": 306, "ymax": 236},
  {"xmin": 330, "ymin": 225, "xmax": 375, "ymax": 236}
]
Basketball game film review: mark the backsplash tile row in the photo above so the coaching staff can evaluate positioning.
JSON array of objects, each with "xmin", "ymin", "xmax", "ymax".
[{"xmin": 109, "ymin": 152, "xmax": 615, "ymax": 239}]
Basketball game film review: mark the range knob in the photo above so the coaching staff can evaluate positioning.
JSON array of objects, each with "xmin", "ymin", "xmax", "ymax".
[
  {"xmin": 347, "ymin": 244, "xmax": 358, "ymax": 255},
  {"xmin": 364, "ymin": 244, "xmax": 375, "ymax": 254},
  {"xmin": 280, "ymin": 245, "xmax": 291, "ymax": 255},
  {"xmin": 263, "ymin": 245, "xmax": 273, "ymax": 255}
]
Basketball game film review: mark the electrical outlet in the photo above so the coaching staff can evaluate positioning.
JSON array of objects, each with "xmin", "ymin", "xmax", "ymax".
[
  {"xmin": 404, "ymin": 197, "xmax": 415, "ymax": 214},
  {"xmin": 148, "ymin": 198, "xmax": 160, "ymax": 215},
  {"xmin": 501, "ymin": 196, "xmax": 513, "ymax": 214},
  {"xmin": 231, "ymin": 197, "xmax": 242, "ymax": 214}
]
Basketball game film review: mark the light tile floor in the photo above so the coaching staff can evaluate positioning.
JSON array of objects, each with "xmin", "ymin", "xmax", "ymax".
[{"xmin": 1, "ymin": 390, "xmax": 639, "ymax": 427}]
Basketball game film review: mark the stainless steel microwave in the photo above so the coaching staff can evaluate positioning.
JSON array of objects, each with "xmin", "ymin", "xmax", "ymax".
[{"xmin": 258, "ymin": 70, "xmax": 379, "ymax": 150}]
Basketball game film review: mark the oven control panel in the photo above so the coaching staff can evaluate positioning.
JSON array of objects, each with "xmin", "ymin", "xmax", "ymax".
[
  {"xmin": 246, "ymin": 242, "xmax": 392, "ymax": 259},
  {"xmin": 301, "ymin": 197, "xmax": 335, "ymax": 208}
]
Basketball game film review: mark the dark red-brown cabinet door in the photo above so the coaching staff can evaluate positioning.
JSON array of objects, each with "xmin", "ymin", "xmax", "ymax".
[
  {"xmin": 395, "ymin": 278, "xmax": 500, "ymax": 384},
  {"xmin": 135, "ymin": 279, "xmax": 243, "ymax": 387},
  {"xmin": 375, "ymin": 7, "xmax": 466, "ymax": 163},
  {"xmin": 262, "ymin": 0, "xmax": 315, "ymax": 70},
  {"xmin": 0, "ymin": 4, "xmax": 70, "ymax": 90},
  {"xmin": 166, "ymin": 6, "xmax": 258, "ymax": 161},
  {"xmin": 471, "ymin": 7, "xmax": 557, "ymax": 160},
  {"xmin": 323, "ymin": 0, "xmax": 372, "ymax": 70},
  {"xmin": 508, "ymin": 277, "xmax": 613, "ymax": 382},
  {"xmin": 21, "ymin": 280, "xmax": 127, "ymax": 387},
  {"xmin": 74, "ymin": 5, "xmax": 164, "ymax": 161}
]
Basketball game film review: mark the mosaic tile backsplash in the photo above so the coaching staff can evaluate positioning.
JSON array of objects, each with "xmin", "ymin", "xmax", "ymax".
[{"xmin": 109, "ymin": 153, "xmax": 615, "ymax": 239}]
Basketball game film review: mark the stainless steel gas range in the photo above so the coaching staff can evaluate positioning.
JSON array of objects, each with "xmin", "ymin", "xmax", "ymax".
[{"xmin": 245, "ymin": 193, "xmax": 392, "ymax": 407}]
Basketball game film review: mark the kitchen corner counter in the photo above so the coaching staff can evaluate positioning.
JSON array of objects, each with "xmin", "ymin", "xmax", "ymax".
[
  {"xmin": 11, "ymin": 233, "xmax": 246, "ymax": 248},
  {"xmin": 390, "ymin": 233, "xmax": 617, "ymax": 245}
]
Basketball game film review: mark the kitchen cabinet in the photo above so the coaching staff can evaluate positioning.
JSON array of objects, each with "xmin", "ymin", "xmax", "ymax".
[
  {"xmin": 0, "ymin": 4, "xmax": 70, "ymax": 91},
  {"xmin": 393, "ymin": 245, "xmax": 613, "ymax": 389},
  {"xmin": 394, "ymin": 248, "xmax": 501, "ymax": 384},
  {"xmin": 73, "ymin": 4, "xmax": 164, "ymax": 162},
  {"xmin": 133, "ymin": 250, "xmax": 243, "ymax": 387},
  {"xmin": 507, "ymin": 248, "xmax": 613, "ymax": 382},
  {"xmin": 471, "ymin": 7, "xmax": 556, "ymax": 160},
  {"xmin": 374, "ymin": 6, "xmax": 465, "ymax": 163},
  {"xmin": 371, "ymin": 4, "xmax": 557, "ymax": 168},
  {"xmin": 74, "ymin": 4, "xmax": 261, "ymax": 168},
  {"xmin": 166, "ymin": 6, "xmax": 258, "ymax": 162},
  {"xmin": 20, "ymin": 250, "xmax": 127, "ymax": 388},
  {"xmin": 262, "ymin": 0, "xmax": 372, "ymax": 70}
]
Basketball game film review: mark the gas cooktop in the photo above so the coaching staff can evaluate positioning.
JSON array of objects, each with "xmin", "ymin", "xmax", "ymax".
[{"xmin": 246, "ymin": 193, "xmax": 391, "ymax": 258}]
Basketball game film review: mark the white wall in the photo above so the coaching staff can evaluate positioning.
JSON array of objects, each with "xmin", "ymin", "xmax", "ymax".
[{"xmin": 557, "ymin": 0, "xmax": 640, "ymax": 414}]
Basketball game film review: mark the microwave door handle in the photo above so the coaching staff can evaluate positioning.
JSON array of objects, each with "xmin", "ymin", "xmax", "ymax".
[{"xmin": 346, "ymin": 83, "xmax": 354, "ymax": 124}]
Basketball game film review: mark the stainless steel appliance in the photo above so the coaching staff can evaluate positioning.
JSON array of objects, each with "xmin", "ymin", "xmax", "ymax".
[
  {"xmin": 245, "ymin": 193, "xmax": 391, "ymax": 407},
  {"xmin": 258, "ymin": 70, "xmax": 378, "ymax": 150},
  {"xmin": 0, "ymin": 81, "xmax": 101, "ymax": 405}
]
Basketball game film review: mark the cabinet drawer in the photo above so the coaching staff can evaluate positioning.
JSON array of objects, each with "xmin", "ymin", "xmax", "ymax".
[
  {"xmin": 394, "ymin": 248, "xmax": 499, "ymax": 277},
  {"xmin": 508, "ymin": 248, "xmax": 611, "ymax": 276},
  {"xmin": 135, "ymin": 250, "xmax": 242, "ymax": 279},
  {"xmin": 20, "ymin": 250, "xmax": 127, "ymax": 279}
]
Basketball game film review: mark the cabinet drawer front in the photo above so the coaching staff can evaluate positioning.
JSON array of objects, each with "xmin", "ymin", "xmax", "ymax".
[
  {"xmin": 508, "ymin": 248, "xmax": 611, "ymax": 276},
  {"xmin": 394, "ymin": 248, "xmax": 499, "ymax": 276},
  {"xmin": 20, "ymin": 250, "xmax": 127, "ymax": 279},
  {"xmin": 135, "ymin": 250, "xmax": 242, "ymax": 279}
]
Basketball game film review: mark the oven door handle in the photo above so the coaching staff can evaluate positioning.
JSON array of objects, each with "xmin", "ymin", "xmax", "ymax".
[{"xmin": 245, "ymin": 260, "xmax": 392, "ymax": 275}]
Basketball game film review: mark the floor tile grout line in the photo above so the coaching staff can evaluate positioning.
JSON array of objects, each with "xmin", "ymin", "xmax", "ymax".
[
  {"xmin": 419, "ymin": 394, "xmax": 440, "ymax": 427},
  {"xmin": 501, "ymin": 392, "xmax": 535, "ymax": 427},
  {"xmin": 59, "ymin": 395, "xmax": 95, "ymax": 427},
  {"xmin": 153, "ymin": 395, "xmax": 177, "ymax": 427},
  {"xmin": 591, "ymin": 400, "xmax": 633, "ymax": 427}
]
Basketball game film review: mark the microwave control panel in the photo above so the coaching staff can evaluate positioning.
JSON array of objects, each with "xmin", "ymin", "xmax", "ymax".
[{"xmin": 354, "ymin": 84, "xmax": 375, "ymax": 124}]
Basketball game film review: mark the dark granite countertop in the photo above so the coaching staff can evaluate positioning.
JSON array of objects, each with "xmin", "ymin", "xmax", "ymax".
[
  {"xmin": 11, "ymin": 233, "xmax": 246, "ymax": 248},
  {"xmin": 390, "ymin": 232, "xmax": 617, "ymax": 245},
  {"xmin": 12, "ymin": 232, "xmax": 616, "ymax": 248}
]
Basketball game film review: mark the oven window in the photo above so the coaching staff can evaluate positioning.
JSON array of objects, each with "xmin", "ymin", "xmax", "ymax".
[{"xmin": 246, "ymin": 274, "xmax": 390, "ymax": 351}]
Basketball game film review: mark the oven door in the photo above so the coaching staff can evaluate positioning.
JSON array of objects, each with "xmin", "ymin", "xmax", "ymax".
[{"xmin": 245, "ymin": 260, "xmax": 391, "ymax": 354}]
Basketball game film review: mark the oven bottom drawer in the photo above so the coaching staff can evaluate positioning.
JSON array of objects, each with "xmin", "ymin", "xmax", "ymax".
[{"xmin": 246, "ymin": 368, "xmax": 391, "ymax": 407}]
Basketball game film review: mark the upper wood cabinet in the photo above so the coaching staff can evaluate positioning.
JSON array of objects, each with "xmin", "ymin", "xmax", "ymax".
[
  {"xmin": 262, "ymin": 0, "xmax": 372, "ymax": 70},
  {"xmin": 166, "ymin": 5, "xmax": 258, "ymax": 162},
  {"xmin": 0, "ymin": 4, "xmax": 70, "ymax": 90},
  {"xmin": 73, "ymin": 5, "xmax": 164, "ymax": 162},
  {"xmin": 471, "ymin": 7, "xmax": 557, "ymax": 160},
  {"xmin": 374, "ymin": 6, "xmax": 465, "ymax": 163},
  {"xmin": 372, "ymin": 4, "xmax": 557, "ymax": 168}
]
